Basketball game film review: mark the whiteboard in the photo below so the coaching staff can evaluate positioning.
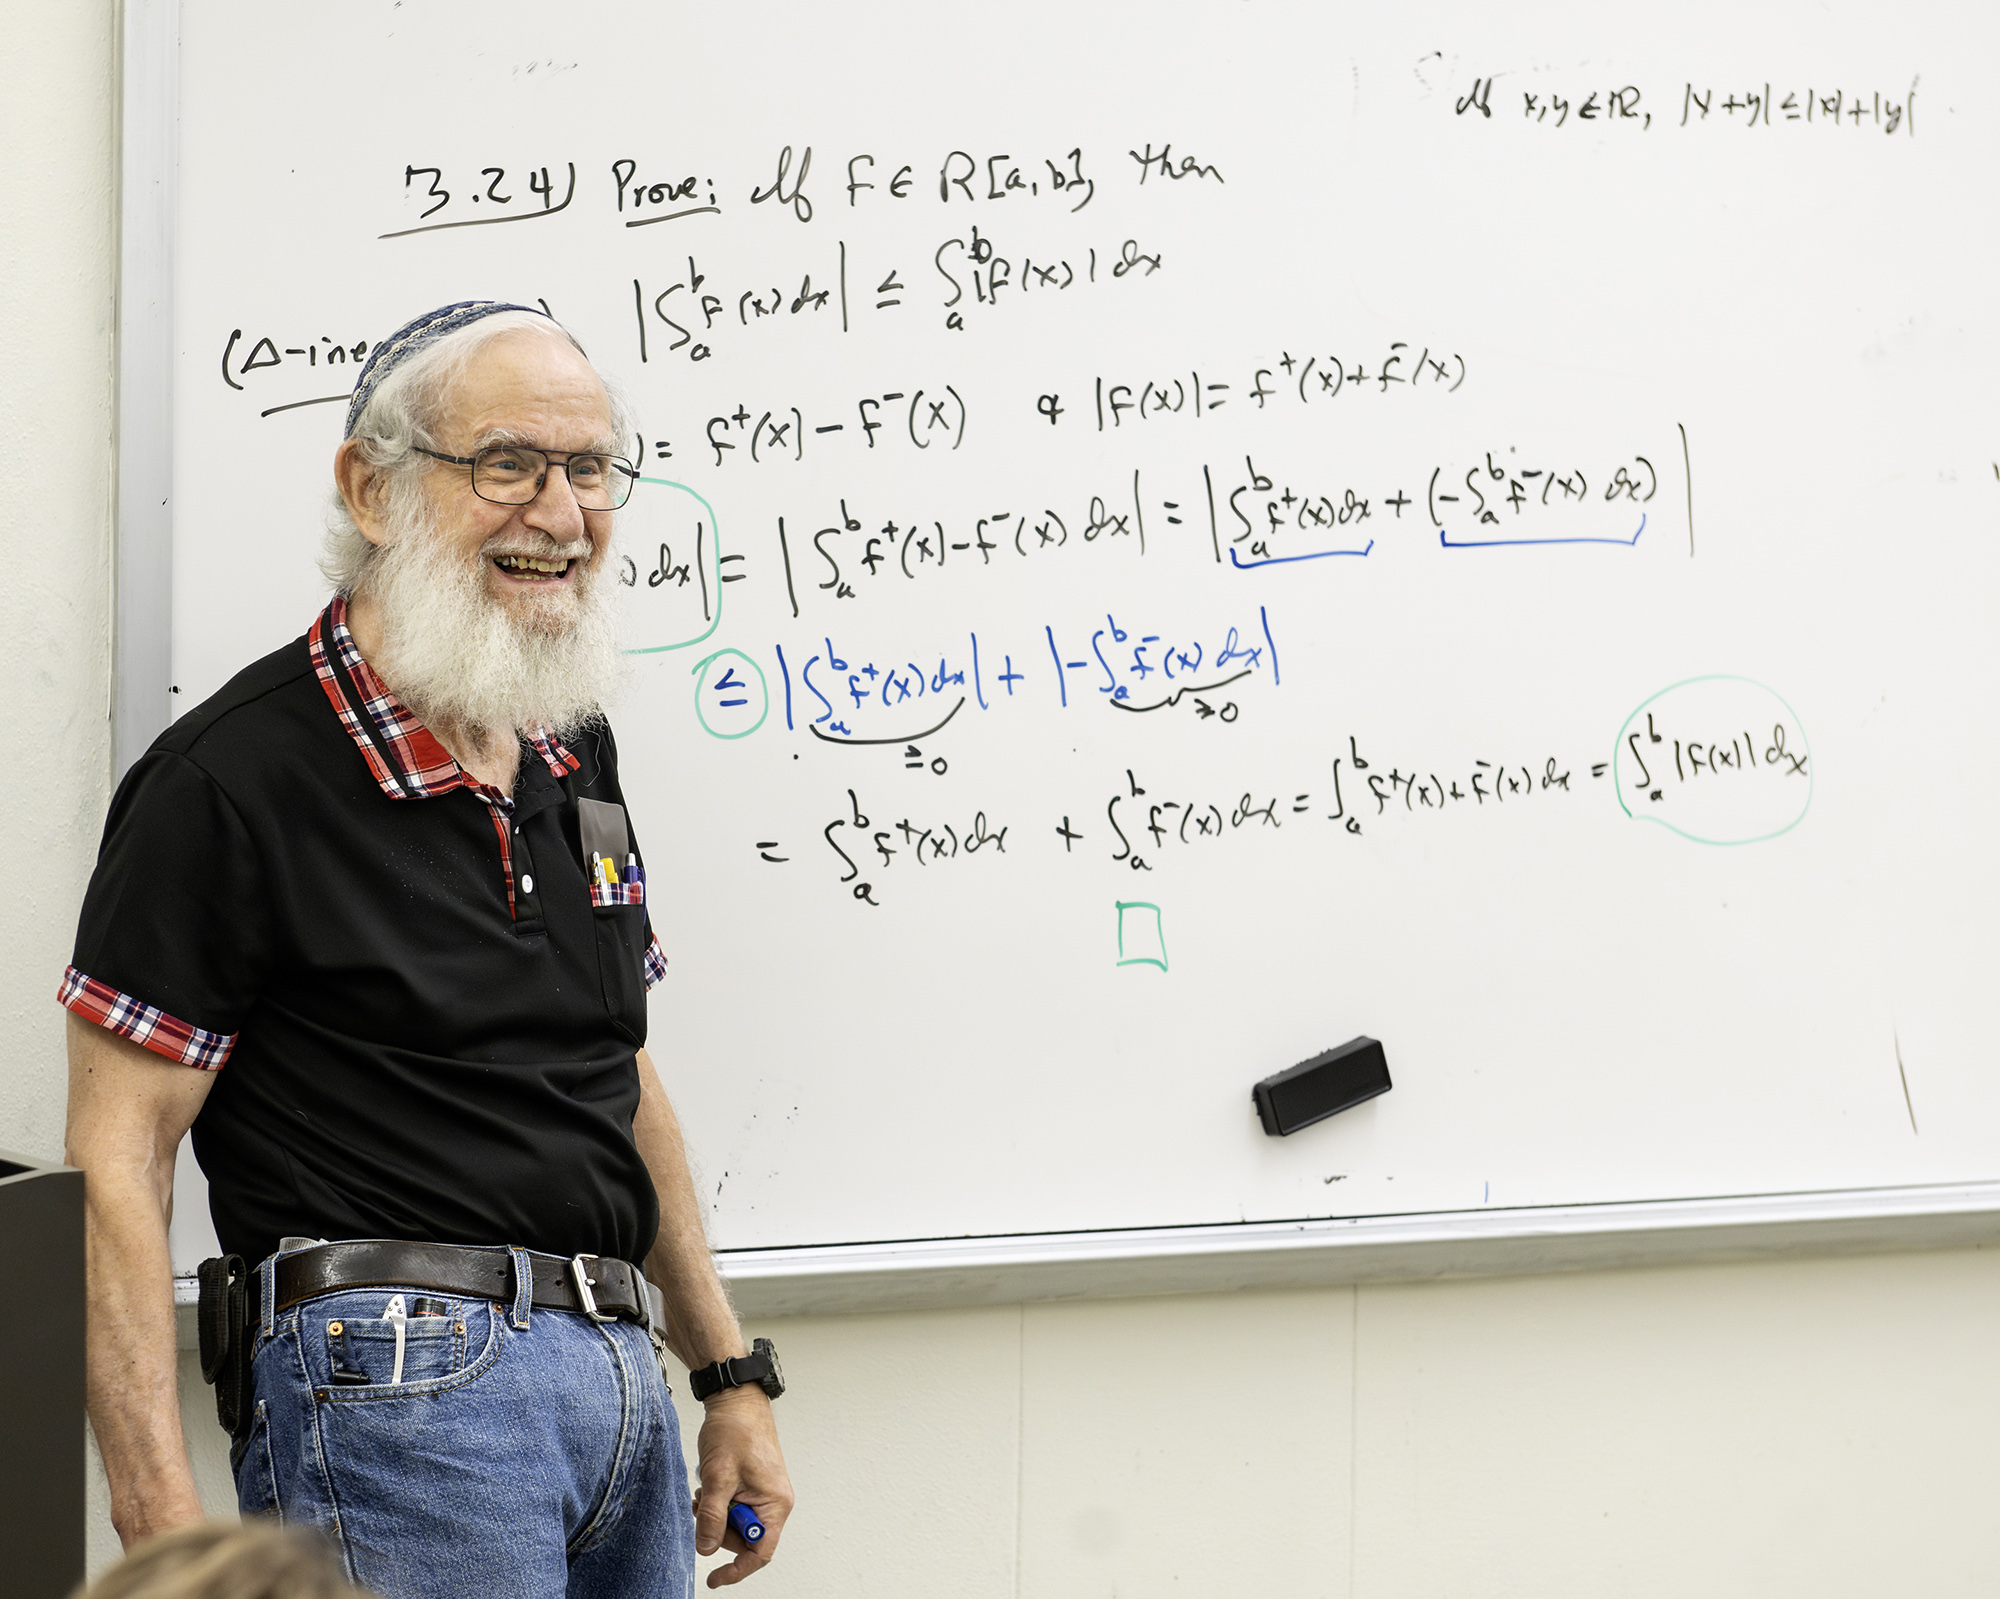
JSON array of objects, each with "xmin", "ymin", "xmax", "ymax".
[{"xmin": 155, "ymin": 1, "xmax": 1999, "ymax": 1259}]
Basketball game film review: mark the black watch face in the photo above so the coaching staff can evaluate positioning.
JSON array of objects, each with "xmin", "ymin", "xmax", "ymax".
[{"xmin": 754, "ymin": 1337, "xmax": 785, "ymax": 1398}]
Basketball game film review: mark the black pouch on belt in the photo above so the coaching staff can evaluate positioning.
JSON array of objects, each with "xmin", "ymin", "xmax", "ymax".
[{"xmin": 196, "ymin": 1255, "xmax": 253, "ymax": 1441}]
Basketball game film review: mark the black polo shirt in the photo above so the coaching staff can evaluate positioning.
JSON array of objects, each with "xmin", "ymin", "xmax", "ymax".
[{"xmin": 62, "ymin": 598, "xmax": 666, "ymax": 1268}]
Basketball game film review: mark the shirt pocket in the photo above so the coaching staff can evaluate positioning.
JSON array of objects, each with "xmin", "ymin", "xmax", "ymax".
[
  {"xmin": 585, "ymin": 857, "xmax": 648, "ymax": 1042},
  {"xmin": 591, "ymin": 912, "xmax": 649, "ymax": 1047},
  {"xmin": 587, "ymin": 878, "xmax": 645, "ymax": 910}
]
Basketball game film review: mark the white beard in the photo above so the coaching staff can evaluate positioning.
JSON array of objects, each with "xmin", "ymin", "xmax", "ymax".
[{"xmin": 358, "ymin": 499, "xmax": 626, "ymax": 742}]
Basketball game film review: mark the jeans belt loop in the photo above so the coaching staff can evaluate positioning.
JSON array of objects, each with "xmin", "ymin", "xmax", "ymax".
[
  {"xmin": 508, "ymin": 1246, "xmax": 535, "ymax": 1330},
  {"xmin": 256, "ymin": 1252, "xmax": 278, "ymax": 1341}
]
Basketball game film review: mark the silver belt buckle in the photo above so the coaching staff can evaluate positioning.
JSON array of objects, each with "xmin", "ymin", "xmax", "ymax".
[{"xmin": 569, "ymin": 1254, "xmax": 616, "ymax": 1323}]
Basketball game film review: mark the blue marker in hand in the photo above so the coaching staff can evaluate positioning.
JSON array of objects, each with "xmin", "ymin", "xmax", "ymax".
[{"xmin": 728, "ymin": 1501, "xmax": 765, "ymax": 1545}]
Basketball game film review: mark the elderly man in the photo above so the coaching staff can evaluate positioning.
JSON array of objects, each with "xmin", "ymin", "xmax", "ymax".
[{"xmin": 62, "ymin": 302, "xmax": 791, "ymax": 1597}]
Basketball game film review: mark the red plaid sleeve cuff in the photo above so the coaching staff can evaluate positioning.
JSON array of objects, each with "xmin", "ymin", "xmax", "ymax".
[
  {"xmin": 644, "ymin": 935, "xmax": 667, "ymax": 991},
  {"xmin": 58, "ymin": 966, "xmax": 237, "ymax": 1071}
]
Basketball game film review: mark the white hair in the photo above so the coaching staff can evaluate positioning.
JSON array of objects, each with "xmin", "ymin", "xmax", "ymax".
[
  {"xmin": 321, "ymin": 311, "xmax": 636, "ymax": 594},
  {"xmin": 360, "ymin": 489, "xmax": 627, "ymax": 742}
]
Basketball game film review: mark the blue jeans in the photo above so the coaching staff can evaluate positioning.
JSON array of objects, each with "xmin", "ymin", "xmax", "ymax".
[{"xmin": 235, "ymin": 1247, "xmax": 694, "ymax": 1598}]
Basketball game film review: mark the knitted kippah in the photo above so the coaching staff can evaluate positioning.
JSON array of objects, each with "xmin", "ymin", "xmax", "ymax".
[{"xmin": 342, "ymin": 300, "xmax": 550, "ymax": 439}]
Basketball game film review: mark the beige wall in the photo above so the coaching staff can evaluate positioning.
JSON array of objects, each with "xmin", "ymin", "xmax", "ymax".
[
  {"xmin": 0, "ymin": 0, "xmax": 121, "ymax": 1576},
  {"xmin": 10, "ymin": 6, "xmax": 2000, "ymax": 1593},
  {"xmin": 171, "ymin": 1251, "xmax": 2000, "ymax": 1597},
  {"xmin": 0, "ymin": 5, "xmax": 117, "ymax": 1154},
  {"xmin": 703, "ymin": 1255, "xmax": 2000, "ymax": 1598}
]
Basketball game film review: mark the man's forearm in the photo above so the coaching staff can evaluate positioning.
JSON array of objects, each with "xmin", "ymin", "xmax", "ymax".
[
  {"xmin": 66, "ymin": 1016, "xmax": 212, "ymax": 1546},
  {"xmin": 79, "ymin": 1161, "xmax": 206, "ymax": 1542},
  {"xmin": 645, "ymin": 1205, "xmax": 746, "ymax": 1372},
  {"xmin": 632, "ymin": 1048, "xmax": 747, "ymax": 1368}
]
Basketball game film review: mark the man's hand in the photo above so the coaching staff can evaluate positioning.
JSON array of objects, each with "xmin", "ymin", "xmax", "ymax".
[{"xmin": 692, "ymin": 1387, "xmax": 794, "ymax": 1587}]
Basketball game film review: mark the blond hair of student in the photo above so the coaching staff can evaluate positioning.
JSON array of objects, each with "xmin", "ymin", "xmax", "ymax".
[{"xmin": 75, "ymin": 1521, "xmax": 371, "ymax": 1599}]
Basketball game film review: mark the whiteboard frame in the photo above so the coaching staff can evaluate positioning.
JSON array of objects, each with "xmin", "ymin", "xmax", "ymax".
[
  {"xmin": 136, "ymin": 14, "xmax": 1994, "ymax": 1308},
  {"xmin": 176, "ymin": 1179, "xmax": 2000, "ymax": 1329},
  {"xmin": 711, "ymin": 1180, "xmax": 2000, "ymax": 1314},
  {"xmin": 115, "ymin": 0, "xmax": 178, "ymax": 777}
]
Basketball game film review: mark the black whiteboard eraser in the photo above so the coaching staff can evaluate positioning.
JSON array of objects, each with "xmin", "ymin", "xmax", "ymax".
[{"xmin": 1253, "ymin": 1037, "xmax": 1391, "ymax": 1136}]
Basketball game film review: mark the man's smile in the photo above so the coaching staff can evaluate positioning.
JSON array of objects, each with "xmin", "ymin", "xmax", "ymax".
[{"xmin": 491, "ymin": 551, "xmax": 579, "ymax": 582}]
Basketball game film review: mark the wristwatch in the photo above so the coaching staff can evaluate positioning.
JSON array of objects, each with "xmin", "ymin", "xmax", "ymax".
[{"xmin": 689, "ymin": 1337, "xmax": 784, "ymax": 1402}]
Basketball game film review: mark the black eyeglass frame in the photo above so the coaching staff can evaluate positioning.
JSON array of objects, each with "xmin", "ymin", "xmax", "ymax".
[{"xmin": 412, "ymin": 444, "xmax": 639, "ymax": 510}]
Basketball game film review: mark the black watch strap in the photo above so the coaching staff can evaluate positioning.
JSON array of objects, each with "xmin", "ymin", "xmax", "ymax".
[{"xmin": 689, "ymin": 1337, "xmax": 784, "ymax": 1402}]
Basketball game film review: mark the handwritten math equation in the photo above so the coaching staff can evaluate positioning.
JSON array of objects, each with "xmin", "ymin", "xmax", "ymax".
[
  {"xmin": 628, "ymin": 226, "xmax": 1164, "ymax": 362},
  {"xmin": 770, "ymin": 607, "xmax": 1281, "ymax": 746},
  {"xmin": 1201, "ymin": 445, "xmax": 1664, "ymax": 565},
  {"xmin": 1072, "ymin": 344, "xmax": 1468, "ymax": 432},
  {"xmin": 738, "ymin": 444, "xmax": 1672, "ymax": 617},
  {"xmin": 772, "ymin": 480, "xmax": 1164, "ymax": 607},
  {"xmin": 1613, "ymin": 677, "xmax": 1813, "ymax": 845},
  {"xmin": 762, "ymin": 675, "xmax": 1815, "ymax": 904},
  {"xmin": 817, "ymin": 787, "xmax": 1010, "ymax": 907},
  {"xmin": 1095, "ymin": 741, "xmax": 1589, "ymax": 873},
  {"xmin": 790, "ymin": 736, "xmax": 1597, "ymax": 903},
  {"xmin": 1451, "ymin": 76, "xmax": 1916, "ymax": 137},
  {"xmin": 701, "ymin": 384, "xmax": 967, "ymax": 468}
]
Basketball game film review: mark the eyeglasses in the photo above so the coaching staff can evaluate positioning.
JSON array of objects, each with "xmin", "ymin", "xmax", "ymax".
[{"xmin": 413, "ymin": 444, "xmax": 638, "ymax": 510}]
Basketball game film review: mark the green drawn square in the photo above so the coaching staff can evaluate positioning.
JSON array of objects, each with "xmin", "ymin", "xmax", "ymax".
[{"xmin": 1115, "ymin": 901, "xmax": 1167, "ymax": 971}]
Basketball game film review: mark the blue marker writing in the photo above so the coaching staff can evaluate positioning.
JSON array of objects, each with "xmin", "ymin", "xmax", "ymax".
[{"xmin": 727, "ymin": 1502, "xmax": 765, "ymax": 1545}]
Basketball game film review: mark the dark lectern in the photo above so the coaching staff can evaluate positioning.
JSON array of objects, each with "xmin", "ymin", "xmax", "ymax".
[{"xmin": 0, "ymin": 1148, "xmax": 85, "ymax": 1597}]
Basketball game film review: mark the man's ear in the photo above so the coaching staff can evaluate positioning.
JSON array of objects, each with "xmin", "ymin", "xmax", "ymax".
[{"xmin": 333, "ymin": 439, "xmax": 396, "ymax": 547}]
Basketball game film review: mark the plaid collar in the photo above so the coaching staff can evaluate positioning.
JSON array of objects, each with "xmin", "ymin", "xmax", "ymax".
[{"xmin": 308, "ymin": 596, "xmax": 580, "ymax": 801}]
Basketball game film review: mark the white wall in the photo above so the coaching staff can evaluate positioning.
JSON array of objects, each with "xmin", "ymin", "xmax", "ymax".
[{"xmin": 10, "ymin": 10, "xmax": 1999, "ymax": 1593}]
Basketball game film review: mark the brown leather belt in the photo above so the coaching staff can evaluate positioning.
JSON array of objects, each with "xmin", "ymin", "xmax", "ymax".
[{"xmin": 272, "ymin": 1240, "xmax": 658, "ymax": 1328}]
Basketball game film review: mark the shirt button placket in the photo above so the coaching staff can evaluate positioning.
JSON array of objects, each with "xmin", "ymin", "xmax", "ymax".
[{"xmin": 507, "ymin": 809, "xmax": 545, "ymax": 934}]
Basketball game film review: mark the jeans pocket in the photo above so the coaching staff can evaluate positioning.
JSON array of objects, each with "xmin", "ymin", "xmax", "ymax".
[
  {"xmin": 232, "ymin": 1400, "xmax": 280, "ymax": 1518},
  {"xmin": 308, "ymin": 1291, "xmax": 499, "ymax": 1399}
]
